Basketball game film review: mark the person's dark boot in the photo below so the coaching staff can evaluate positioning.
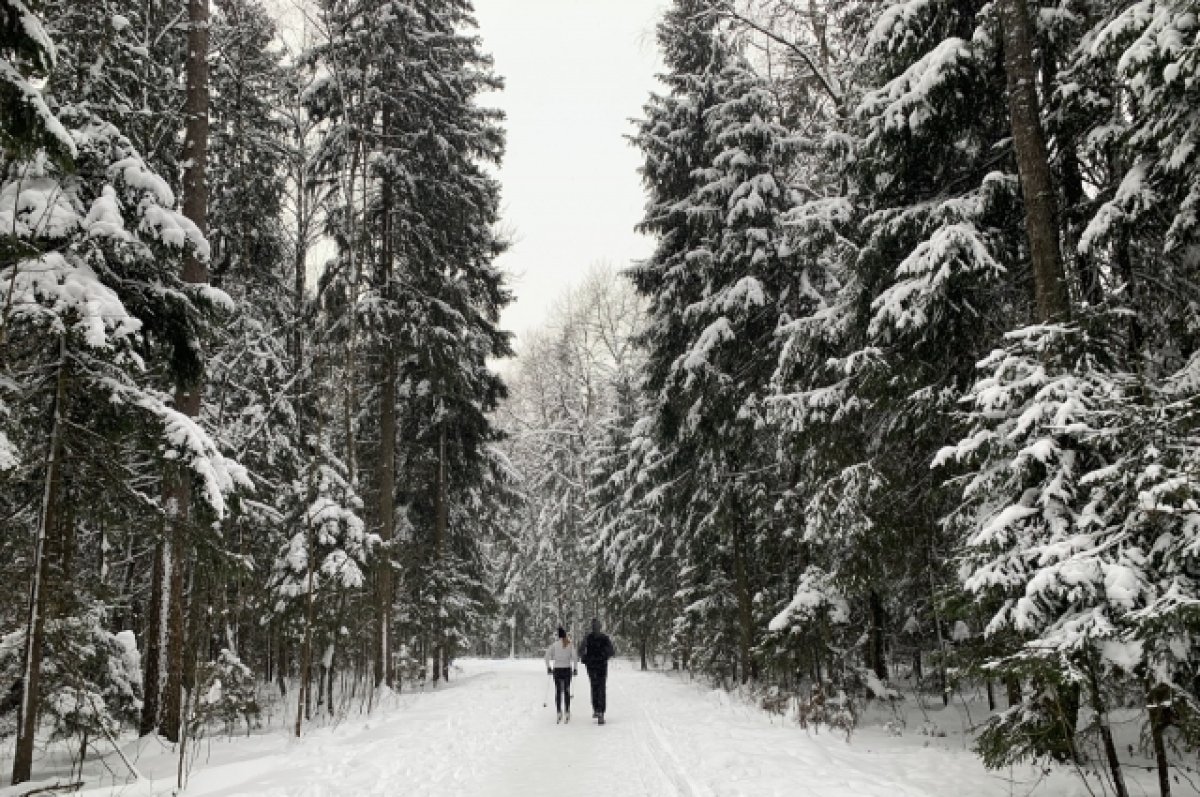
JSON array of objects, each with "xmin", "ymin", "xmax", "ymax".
[{"xmin": 598, "ymin": 713, "xmax": 605, "ymax": 725}]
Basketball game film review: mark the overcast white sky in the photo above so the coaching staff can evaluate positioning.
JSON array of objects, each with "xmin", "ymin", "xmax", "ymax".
[{"xmin": 473, "ymin": 0, "xmax": 665, "ymax": 344}]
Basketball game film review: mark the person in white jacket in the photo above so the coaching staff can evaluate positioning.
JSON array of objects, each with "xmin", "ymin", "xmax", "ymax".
[{"xmin": 544, "ymin": 627, "xmax": 578, "ymax": 723}]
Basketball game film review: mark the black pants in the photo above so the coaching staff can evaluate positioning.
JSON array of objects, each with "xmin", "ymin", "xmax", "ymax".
[
  {"xmin": 586, "ymin": 661, "xmax": 608, "ymax": 714},
  {"xmin": 553, "ymin": 668, "xmax": 573, "ymax": 713}
]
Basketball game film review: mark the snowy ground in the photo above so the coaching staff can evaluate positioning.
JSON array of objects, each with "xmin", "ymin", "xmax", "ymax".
[{"xmin": 2, "ymin": 658, "xmax": 1191, "ymax": 796}]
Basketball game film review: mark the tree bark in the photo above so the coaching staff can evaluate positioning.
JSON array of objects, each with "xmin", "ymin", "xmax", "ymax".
[
  {"xmin": 160, "ymin": 481, "xmax": 187, "ymax": 742},
  {"xmin": 1148, "ymin": 684, "xmax": 1173, "ymax": 797},
  {"xmin": 141, "ymin": 539, "xmax": 166, "ymax": 736},
  {"xmin": 731, "ymin": 512, "xmax": 755, "ymax": 684},
  {"xmin": 1006, "ymin": 676, "xmax": 1021, "ymax": 708},
  {"xmin": 867, "ymin": 590, "xmax": 888, "ymax": 682},
  {"xmin": 159, "ymin": 0, "xmax": 211, "ymax": 743},
  {"xmin": 1087, "ymin": 661, "xmax": 1129, "ymax": 797},
  {"xmin": 999, "ymin": 0, "xmax": 1070, "ymax": 323},
  {"xmin": 432, "ymin": 426, "xmax": 449, "ymax": 685},
  {"xmin": 11, "ymin": 339, "xmax": 69, "ymax": 785},
  {"xmin": 295, "ymin": 518, "xmax": 315, "ymax": 737},
  {"xmin": 375, "ymin": 120, "xmax": 397, "ymax": 690}
]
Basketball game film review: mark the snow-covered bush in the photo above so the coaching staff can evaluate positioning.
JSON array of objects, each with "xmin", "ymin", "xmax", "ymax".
[
  {"xmin": 795, "ymin": 684, "xmax": 857, "ymax": 740},
  {"xmin": 190, "ymin": 649, "xmax": 260, "ymax": 737},
  {"xmin": 943, "ymin": 316, "xmax": 1200, "ymax": 771},
  {"xmin": 0, "ymin": 609, "xmax": 141, "ymax": 745}
]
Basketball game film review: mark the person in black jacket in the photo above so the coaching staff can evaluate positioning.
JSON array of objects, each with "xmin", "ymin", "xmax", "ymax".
[{"xmin": 578, "ymin": 618, "xmax": 615, "ymax": 724}]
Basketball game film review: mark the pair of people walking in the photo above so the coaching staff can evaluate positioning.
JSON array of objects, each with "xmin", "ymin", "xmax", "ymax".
[{"xmin": 543, "ymin": 618, "xmax": 615, "ymax": 725}]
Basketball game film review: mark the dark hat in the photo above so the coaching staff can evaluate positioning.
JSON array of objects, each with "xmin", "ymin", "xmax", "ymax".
[
  {"xmin": 557, "ymin": 626, "xmax": 566, "ymax": 638},
  {"xmin": 591, "ymin": 618, "xmax": 602, "ymax": 632}
]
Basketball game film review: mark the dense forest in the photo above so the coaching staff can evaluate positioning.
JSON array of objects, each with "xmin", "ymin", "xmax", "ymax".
[
  {"xmin": 0, "ymin": 0, "xmax": 513, "ymax": 785},
  {"xmin": 1, "ymin": 0, "xmax": 1198, "ymax": 794},
  {"xmin": 501, "ymin": 1, "xmax": 1200, "ymax": 795}
]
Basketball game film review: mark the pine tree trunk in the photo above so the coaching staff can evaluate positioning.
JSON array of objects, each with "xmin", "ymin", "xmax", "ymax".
[
  {"xmin": 432, "ymin": 426, "xmax": 448, "ymax": 685},
  {"xmin": 375, "ymin": 130, "xmax": 397, "ymax": 690},
  {"xmin": 11, "ymin": 340, "xmax": 69, "ymax": 785},
  {"xmin": 868, "ymin": 590, "xmax": 888, "ymax": 682},
  {"xmin": 1006, "ymin": 676, "xmax": 1021, "ymax": 707},
  {"xmin": 277, "ymin": 636, "xmax": 288, "ymax": 698},
  {"xmin": 161, "ymin": 502, "xmax": 186, "ymax": 741},
  {"xmin": 116, "ymin": 536, "xmax": 136, "ymax": 633},
  {"xmin": 295, "ymin": 520, "xmax": 315, "ymax": 737},
  {"xmin": 141, "ymin": 539, "xmax": 167, "ymax": 735},
  {"xmin": 1148, "ymin": 684, "xmax": 1173, "ymax": 797},
  {"xmin": 1087, "ymin": 661, "xmax": 1129, "ymax": 797},
  {"xmin": 325, "ymin": 645, "xmax": 336, "ymax": 716},
  {"xmin": 291, "ymin": 128, "xmax": 308, "ymax": 368},
  {"xmin": 731, "ymin": 512, "xmax": 755, "ymax": 684},
  {"xmin": 161, "ymin": 0, "xmax": 211, "ymax": 744},
  {"xmin": 998, "ymin": 0, "xmax": 1070, "ymax": 323},
  {"xmin": 928, "ymin": 558, "xmax": 948, "ymax": 706}
]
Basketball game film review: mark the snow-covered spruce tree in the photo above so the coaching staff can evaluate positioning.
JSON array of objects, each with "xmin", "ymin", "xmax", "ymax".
[
  {"xmin": 0, "ymin": 96, "xmax": 246, "ymax": 782},
  {"xmin": 304, "ymin": 0, "xmax": 409, "ymax": 690},
  {"xmin": 938, "ymin": 316, "xmax": 1200, "ymax": 793},
  {"xmin": 269, "ymin": 450, "xmax": 371, "ymax": 731},
  {"xmin": 1063, "ymin": 0, "xmax": 1200, "ymax": 367},
  {"xmin": 631, "ymin": 0, "xmax": 808, "ymax": 684},
  {"xmin": 768, "ymin": 0, "xmax": 1037, "ymax": 706},
  {"xmin": 0, "ymin": 608, "xmax": 142, "ymax": 770},
  {"xmin": 40, "ymin": 0, "xmax": 214, "ymax": 743},
  {"xmin": 587, "ymin": 379, "xmax": 680, "ymax": 670},
  {"xmin": 940, "ymin": 1, "xmax": 1200, "ymax": 791},
  {"xmin": 0, "ymin": 0, "xmax": 72, "ymax": 161},
  {"xmin": 203, "ymin": 0, "xmax": 303, "ymax": 685},
  {"xmin": 306, "ymin": 0, "xmax": 510, "ymax": 688},
  {"xmin": 45, "ymin": 0, "xmax": 188, "ymax": 181},
  {"xmin": 384, "ymin": 0, "xmax": 509, "ymax": 684}
]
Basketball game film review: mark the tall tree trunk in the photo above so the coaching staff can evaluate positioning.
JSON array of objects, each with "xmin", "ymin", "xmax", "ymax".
[
  {"xmin": 11, "ymin": 340, "xmax": 69, "ymax": 785},
  {"xmin": 999, "ymin": 0, "xmax": 1070, "ymax": 323},
  {"xmin": 731, "ymin": 511, "xmax": 755, "ymax": 684},
  {"xmin": 432, "ymin": 426, "xmax": 448, "ymax": 684},
  {"xmin": 1148, "ymin": 683, "xmax": 1173, "ymax": 797},
  {"xmin": 1087, "ymin": 659, "xmax": 1129, "ymax": 797},
  {"xmin": 160, "ymin": 490, "xmax": 187, "ymax": 742},
  {"xmin": 375, "ymin": 348, "xmax": 396, "ymax": 690},
  {"xmin": 141, "ymin": 538, "xmax": 167, "ymax": 736},
  {"xmin": 295, "ymin": 518, "xmax": 315, "ymax": 737},
  {"xmin": 158, "ymin": 0, "xmax": 211, "ymax": 743},
  {"xmin": 867, "ymin": 590, "xmax": 888, "ymax": 682},
  {"xmin": 375, "ymin": 129, "xmax": 397, "ymax": 690},
  {"xmin": 291, "ymin": 165, "xmax": 307, "ymax": 370},
  {"xmin": 1006, "ymin": 676, "xmax": 1021, "ymax": 708}
]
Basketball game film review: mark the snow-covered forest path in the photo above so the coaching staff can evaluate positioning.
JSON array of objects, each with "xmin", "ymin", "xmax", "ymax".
[{"xmin": 153, "ymin": 659, "xmax": 1087, "ymax": 797}]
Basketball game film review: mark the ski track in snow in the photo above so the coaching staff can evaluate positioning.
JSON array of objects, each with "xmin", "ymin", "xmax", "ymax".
[{"xmin": 56, "ymin": 659, "xmax": 1130, "ymax": 797}]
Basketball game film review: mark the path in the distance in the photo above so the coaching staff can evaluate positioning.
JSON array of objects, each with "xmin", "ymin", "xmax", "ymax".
[{"xmin": 177, "ymin": 659, "xmax": 1053, "ymax": 797}]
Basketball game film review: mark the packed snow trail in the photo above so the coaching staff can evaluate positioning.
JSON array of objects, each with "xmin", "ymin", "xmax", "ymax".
[{"xmin": 63, "ymin": 659, "xmax": 1114, "ymax": 797}]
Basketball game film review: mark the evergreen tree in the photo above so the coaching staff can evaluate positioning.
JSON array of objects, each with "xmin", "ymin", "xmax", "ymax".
[
  {"xmin": 630, "ymin": 0, "xmax": 806, "ymax": 683},
  {"xmin": 306, "ymin": 0, "xmax": 509, "ymax": 688},
  {"xmin": 0, "ymin": 99, "xmax": 244, "ymax": 783}
]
